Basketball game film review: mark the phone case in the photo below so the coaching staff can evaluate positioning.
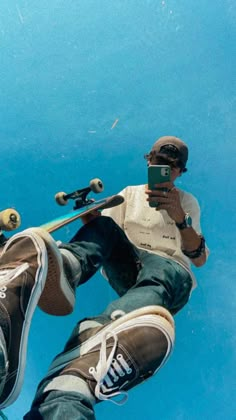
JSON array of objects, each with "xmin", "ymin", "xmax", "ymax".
[{"xmin": 148, "ymin": 165, "xmax": 171, "ymax": 207}]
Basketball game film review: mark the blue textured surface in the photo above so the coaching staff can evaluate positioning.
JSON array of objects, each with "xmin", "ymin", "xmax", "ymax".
[{"xmin": 1, "ymin": 1, "xmax": 235, "ymax": 419}]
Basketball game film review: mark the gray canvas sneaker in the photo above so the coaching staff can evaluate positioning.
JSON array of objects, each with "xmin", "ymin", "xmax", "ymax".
[
  {"xmin": 0, "ymin": 230, "xmax": 48, "ymax": 409},
  {"xmin": 43, "ymin": 306, "xmax": 175, "ymax": 405}
]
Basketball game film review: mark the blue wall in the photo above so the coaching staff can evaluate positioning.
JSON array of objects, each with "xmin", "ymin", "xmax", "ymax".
[{"xmin": 1, "ymin": 1, "xmax": 235, "ymax": 419}]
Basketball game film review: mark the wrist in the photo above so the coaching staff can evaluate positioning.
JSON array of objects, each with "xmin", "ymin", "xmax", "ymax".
[
  {"xmin": 175, "ymin": 213, "xmax": 192, "ymax": 230},
  {"xmin": 174, "ymin": 211, "xmax": 186, "ymax": 224},
  {"xmin": 182, "ymin": 235, "xmax": 206, "ymax": 259}
]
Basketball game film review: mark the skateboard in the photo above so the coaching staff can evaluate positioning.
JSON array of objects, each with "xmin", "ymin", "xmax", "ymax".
[
  {"xmin": 40, "ymin": 178, "xmax": 124, "ymax": 233},
  {"xmin": 0, "ymin": 179, "xmax": 124, "ymax": 235},
  {"xmin": 0, "ymin": 209, "xmax": 21, "ymax": 232}
]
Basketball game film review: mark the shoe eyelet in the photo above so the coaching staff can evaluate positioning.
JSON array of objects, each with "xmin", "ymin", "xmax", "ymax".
[{"xmin": 0, "ymin": 287, "xmax": 7, "ymax": 298}]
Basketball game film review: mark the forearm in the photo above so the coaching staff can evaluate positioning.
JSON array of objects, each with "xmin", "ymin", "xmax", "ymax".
[
  {"xmin": 179, "ymin": 226, "xmax": 201, "ymax": 250},
  {"xmin": 145, "ymin": 185, "xmax": 207, "ymax": 267},
  {"xmin": 179, "ymin": 227, "xmax": 207, "ymax": 267}
]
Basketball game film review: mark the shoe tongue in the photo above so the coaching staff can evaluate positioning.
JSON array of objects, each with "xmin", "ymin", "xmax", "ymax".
[{"xmin": 0, "ymin": 307, "xmax": 9, "ymax": 348}]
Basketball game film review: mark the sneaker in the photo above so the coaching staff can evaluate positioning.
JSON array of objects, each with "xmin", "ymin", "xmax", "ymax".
[
  {"xmin": 0, "ymin": 230, "xmax": 48, "ymax": 409},
  {"xmin": 44, "ymin": 306, "xmax": 175, "ymax": 404},
  {"xmin": 24, "ymin": 228, "xmax": 79, "ymax": 316}
]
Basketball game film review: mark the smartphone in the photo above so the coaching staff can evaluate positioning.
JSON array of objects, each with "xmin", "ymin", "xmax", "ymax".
[{"xmin": 148, "ymin": 165, "xmax": 171, "ymax": 207}]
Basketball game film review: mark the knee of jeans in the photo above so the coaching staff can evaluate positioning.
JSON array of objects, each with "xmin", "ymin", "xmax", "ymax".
[
  {"xmin": 170, "ymin": 278, "xmax": 192, "ymax": 314},
  {"xmin": 91, "ymin": 215, "xmax": 122, "ymax": 237},
  {"xmin": 95, "ymin": 215, "xmax": 117, "ymax": 229},
  {"xmin": 140, "ymin": 285, "xmax": 172, "ymax": 308},
  {"xmin": 103, "ymin": 285, "xmax": 172, "ymax": 317}
]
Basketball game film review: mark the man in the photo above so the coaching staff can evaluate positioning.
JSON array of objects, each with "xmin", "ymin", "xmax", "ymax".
[{"xmin": 0, "ymin": 136, "xmax": 208, "ymax": 419}]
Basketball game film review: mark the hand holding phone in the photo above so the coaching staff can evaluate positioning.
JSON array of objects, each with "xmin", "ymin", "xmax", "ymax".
[{"xmin": 148, "ymin": 165, "xmax": 171, "ymax": 207}]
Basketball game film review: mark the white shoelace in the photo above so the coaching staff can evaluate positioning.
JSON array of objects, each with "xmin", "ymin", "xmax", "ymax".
[
  {"xmin": 0, "ymin": 263, "xmax": 29, "ymax": 298},
  {"xmin": 88, "ymin": 331, "xmax": 132, "ymax": 405}
]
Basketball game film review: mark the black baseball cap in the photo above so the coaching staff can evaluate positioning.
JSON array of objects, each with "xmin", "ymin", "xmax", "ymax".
[{"xmin": 149, "ymin": 136, "xmax": 188, "ymax": 171}]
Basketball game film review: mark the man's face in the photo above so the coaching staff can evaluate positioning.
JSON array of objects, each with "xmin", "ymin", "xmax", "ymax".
[{"xmin": 170, "ymin": 166, "xmax": 182, "ymax": 182}]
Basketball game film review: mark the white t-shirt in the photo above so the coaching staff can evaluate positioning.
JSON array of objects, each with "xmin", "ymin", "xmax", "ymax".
[{"xmin": 103, "ymin": 185, "xmax": 209, "ymax": 288}]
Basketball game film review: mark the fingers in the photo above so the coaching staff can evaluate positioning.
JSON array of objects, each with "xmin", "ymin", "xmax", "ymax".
[
  {"xmin": 146, "ymin": 187, "xmax": 180, "ymax": 211},
  {"xmin": 154, "ymin": 182, "xmax": 174, "ymax": 189},
  {"xmin": 81, "ymin": 210, "xmax": 101, "ymax": 225},
  {"xmin": 145, "ymin": 185, "xmax": 175, "ymax": 195},
  {"xmin": 147, "ymin": 192, "xmax": 171, "ymax": 207},
  {"xmin": 146, "ymin": 189, "xmax": 173, "ymax": 200}
]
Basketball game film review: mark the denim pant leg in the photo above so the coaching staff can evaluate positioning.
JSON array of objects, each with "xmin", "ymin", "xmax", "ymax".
[
  {"xmin": 61, "ymin": 216, "xmax": 140, "ymax": 293},
  {"xmin": 101, "ymin": 251, "xmax": 193, "ymax": 317},
  {"xmin": 24, "ymin": 389, "xmax": 95, "ymax": 420}
]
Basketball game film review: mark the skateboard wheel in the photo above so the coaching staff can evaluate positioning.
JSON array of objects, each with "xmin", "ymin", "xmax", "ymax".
[
  {"xmin": 55, "ymin": 192, "xmax": 68, "ymax": 206},
  {"xmin": 89, "ymin": 178, "xmax": 104, "ymax": 193},
  {"xmin": 0, "ymin": 209, "xmax": 21, "ymax": 231}
]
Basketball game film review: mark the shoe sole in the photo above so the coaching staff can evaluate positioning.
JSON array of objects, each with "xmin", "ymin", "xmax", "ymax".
[
  {"xmin": 46, "ymin": 306, "xmax": 175, "ymax": 378},
  {"xmin": 0, "ymin": 230, "xmax": 48, "ymax": 409},
  {"xmin": 24, "ymin": 228, "xmax": 75, "ymax": 316}
]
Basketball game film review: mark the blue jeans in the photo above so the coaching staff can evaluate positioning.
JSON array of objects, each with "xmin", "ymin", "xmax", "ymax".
[{"xmin": 24, "ymin": 216, "xmax": 192, "ymax": 419}]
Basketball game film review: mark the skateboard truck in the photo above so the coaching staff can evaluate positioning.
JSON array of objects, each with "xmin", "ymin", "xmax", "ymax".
[{"xmin": 55, "ymin": 178, "xmax": 104, "ymax": 210}]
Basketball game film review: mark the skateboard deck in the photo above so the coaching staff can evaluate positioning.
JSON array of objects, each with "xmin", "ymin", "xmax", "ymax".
[{"xmin": 40, "ymin": 194, "xmax": 124, "ymax": 233}]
